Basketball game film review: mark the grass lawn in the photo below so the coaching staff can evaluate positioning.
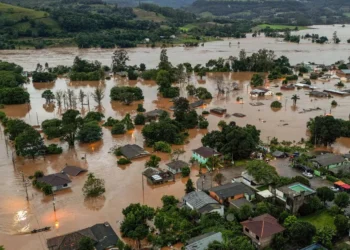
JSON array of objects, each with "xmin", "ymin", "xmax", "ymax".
[
  {"xmin": 299, "ymin": 210, "xmax": 335, "ymax": 230},
  {"xmin": 179, "ymin": 24, "xmax": 198, "ymax": 32},
  {"xmin": 234, "ymin": 159, "xmax": 249, "ymax": 167},
  {"xmin": 344, "ymin": 13, "xmax": 350, "ymax": 18},
  {"xmin": 254, "ymin": 24, "xmax": 309, "ymax": 31},
  {"xmin": 133, "ymin": 8, "xmax": 166, "ymax": 23}
]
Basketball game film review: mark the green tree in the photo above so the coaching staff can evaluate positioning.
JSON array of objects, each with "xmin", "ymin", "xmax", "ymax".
[
  {"xmin": 122, "ymin": 113, "xmax": 134, "ymax": 130},
  {"xmin": 158, "ymin": 49, "xmax": 172, "ymax": 71},
  {"xmin": 314, "ymin": 227, "xmax": 335, "ymax": 249},
  {"xmin": 134, "ymin": 114, "xmax": 146, "ymax": 125},
  {"xmin": 91, "ymin": 87, "xmax": 105, "ymax": 108},
  {"xmin": 250, "ymin": 73, "xmax": 264, "ymax": 87},
  {"xmin": 78, "ymin": 236, "xmax": 94, "ymax": 250},
  {"xmin": 15, "ymin": 128, "xmax": 45, "ymax": 159},
  {"xmin": 334, "ymin": 214, "xmax": 349, "ymax": 236},
  {"xmin": 271, "ymin": 101, "xmax": 282, "ymax": 109},
  {"xmin": 206, "ymin": 156, "xmax": 221, "ymax": 172},
  {"xmin": 145, "ymin": 155, "xmax": 161, "ymax": 168},
  {"xmin": 335, "ymin": 192, "xmax": 350, "ymax": 208},
  {"xmin": 213, "ymin": 173, "xmax": 224, "ymax": 185},
  {"xmin": 185, "ymin": 178, "xmax": 195, "ymax": 193},
  {"xmin": 137, "ymin": 104, "xmax": 145, "ymax": 112},
  {"xmin": 120, "ymin": 203, "xmax": 155, "ymax": 249},
  {"xmin": 181, "ymin": 166, "xmax": 191, "ymax": 177},
  {"xmin": 289, "ymin": 221, "xmax": 316, "ymax": 247},
  {"xmin": 156, "ymin": 70, "xmax": 172, "ymax": 93},
  {"xmin": 238, "ymin": 204, "xmax": 253, "ymax": 221},
  {"xmin": 255, "ymin": 201, "xmax": 270, "ymax": 215},
  {"xmin": 77, "ymin": 121, "xmax": 103, "ymax": 143},
  {"xmin": 161, "ymin": 195, "xmax": 178, "ymax": 208},
  {"xmin": 82, "ymin": 173, "xmax": 105, "ymax": 197},
  {"xmin": 246, "ymin": 160, "xmax": 279, "ymax": 184},
  {"xmin": 153, "ymin": 141, "xmax": 172, "ymax": 153},
  {"xmin": 42, "ymin": 184, "xmax": 53, "ymax": 196},
  {"xmin": 307, "ymin": 116, "xmax": 342, "ymax": 146},
  {"xmin": 316, "ymin": 187, "xmax": 335, "ymax": 205},
  {"xmin": 291, "ymin": 94, "xmax": 300, "ymax": 106},
  {"xmin": 84, "ymin": 112, "xmax": 104, "ymax": 122},
  {"xmin": 5, "ymin": 119, "xmax": 32, "ymax": 140},
  {"xmin": 61, "ymin": 110, "xmax": 82, "ymax": 147},
  {"xmin": 42, "ymin": 90, "xmax": 55, "ymax": 104},
  {"xmin": 112, "ymin": 49, "xmax": 129, "ymax": 73},
  {"xmin": 271, "ymin": 233, "xmax": 288, "ymax": 250},
  {"xmin": 283, "ymin": 215, "xmax": 297, "ymax": 228}
]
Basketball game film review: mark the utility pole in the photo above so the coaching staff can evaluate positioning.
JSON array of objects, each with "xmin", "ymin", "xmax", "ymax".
[{"xmin": 22, "ymin": 172, "xmax": 29, "ymax": 201}]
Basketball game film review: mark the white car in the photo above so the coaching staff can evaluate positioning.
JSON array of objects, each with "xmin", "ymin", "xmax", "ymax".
[
  {"xmin": 302, "ymin": 172, "xmax": 313, "ymax": 179},
  {"xmin": 330, "ymin": 187, "xmax": 339, "ymax": 192}
]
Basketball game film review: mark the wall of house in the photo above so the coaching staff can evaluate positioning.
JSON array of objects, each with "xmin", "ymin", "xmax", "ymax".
[
  {"xmin": 192, "ymin": 152, "xmax": 208, "ymax": 165},
  {"xmin": 243, "ymin": 227, "xmax": 273, "ymax": 249},
  {"xmin": 52, "ymin": 183, "xmax": 71, "ymax": 191}
]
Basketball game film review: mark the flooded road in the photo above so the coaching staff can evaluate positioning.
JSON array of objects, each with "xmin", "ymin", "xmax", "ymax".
[{"xmin": 0, "ymin": 25, "xmax": 350, "ymax": 71}]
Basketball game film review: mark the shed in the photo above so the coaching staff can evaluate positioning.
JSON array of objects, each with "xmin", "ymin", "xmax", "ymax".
[
  {"xmin": 119, "ymin": 144, "xmax": 150, "ymax": 160},
  {"xmin": 166, "ymin": 160, "xmax": 189, "ymax": 174},
  {"xmin": 210, "ymin": 108, "xmax": 227, "ymax": 115}
]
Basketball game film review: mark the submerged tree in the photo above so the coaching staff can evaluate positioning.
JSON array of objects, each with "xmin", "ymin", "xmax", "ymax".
[
  {"xmin": 78, "ymin": 89, "xmax": 86, "ymax": 110},
  {"xmin": 112, "ymin": 49, "xmax": 129, "ymax": 73},
  {"xmin": 55, "ymin": 90, "xmax": 63, "ymax": 108},
  {"xmin": 61, "ymin": 109, "xmax": 82, "ymax": 147},
  {"xmin": 42, "ymin": 90, "xmax": 55, "ymax": 104},
  {"xmin": 82, "ymin": 173, "xmax": 105, "ymax": 197},
  {"xmin": 291, "ymin": 94, "xmax": 300, "ymax": 106},
  {"xmin": 15, "ymin": 128, "xmax": 45, "ymax": 159},
  {"xmin": 185, "ymin": 179, "xmax": 195, "ymax": 193},
  {"xmin": 91, "ymin": 86, "xmax": 105, "ymax": 109}
]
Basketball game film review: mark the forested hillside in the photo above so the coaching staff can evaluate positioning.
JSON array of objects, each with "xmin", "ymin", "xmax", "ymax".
[{"xmin": 189, "ymin": 0, "xmax": 350, "ymax": 25}]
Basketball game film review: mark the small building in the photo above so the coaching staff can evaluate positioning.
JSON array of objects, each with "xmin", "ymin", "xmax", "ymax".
[
  {"xmin": 61, "ymin": 165, "xmax": 87, "ymax": 176},
  {"xmin": 311, "ymin": 153, "xmax": 346, "ymax": 170},
  {"xmin": 142, "ymin": 167, "xmax": 174, "ymax": 184},
  {"xmin": 189, "ymin": 100, "xmax": 205, "ymax": 109},
  {"xmin": 281, "ymin": 84, "xmax": 295, "ymax": 90},
  {"xmin": 229, "ymin": 198, "xmax": 253, "ymax": 209},
  {"xmin": 272, "ymin": 150, "xmax": 288, "ymax": 158},
  {"xmin": 47, "ymin": 222, "xmax": 119, "ymax": 250},
  {"xmin": 144, "ymin": 38, "xmax": 150, "ymax": 43},
  {"xmin": 166, "ymin": 160, "xmax": 189, "ymax": 174},
  {"xmin": 37, "ymin": 173, "xmax": 71, "ymax": 192},
  {"xmin": 275, "ymin": 182, "xmax": 316, "ymax": 214},
  {"xmin": 210, "ymin": 107, "xmax": 227, "ymax": 115},
  {"xmin": 337, "ymin": 69, "xmax": 350, "ymax": 80},
  {"xmin": 119, "ymin": 144, "xmax": 150, "ymax": 160},
  {"xmin": 323, "ymin": 89, "xmax": 350, "ymax": 96},
  {"xmin": 241, "ymin": 171, "xmax": 264, "ymax": 187},
  {"xmin": 309, "ymin": 91, "xmax": 331, "ymax": 98},
  {"xmin": 144, "ymin": 109, "xmax": 165, "ymax": 121},
  {"xmin": 192, "ymin": 146, "xmax": 220, "ymax": 165},
  {"xmin": 250, "ymin": 88, "xmax": 272, "ymax": 97},
  {"xmin": 185, "ymin": 232, "xmax": 223, "ymax": 250},
  {"xmin": 209, "ymin": 182, "xmax": 255, "ymax": 204},
  {"xmin": 241, "ymin": 214, "xmax": 285, "ymax": 249},
  {"xmin": 183, "ymin": 191, "xmax": 224, "ymax": 216}
]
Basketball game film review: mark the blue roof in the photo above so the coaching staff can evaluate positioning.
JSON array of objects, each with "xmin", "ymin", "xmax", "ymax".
[
  {"xmin": 300, "ymin": 243, "xmax": 328, "ymax": 250},
  {"xmin": 341, "ymin": 69, "xmax": 350, "ymax": 74}
]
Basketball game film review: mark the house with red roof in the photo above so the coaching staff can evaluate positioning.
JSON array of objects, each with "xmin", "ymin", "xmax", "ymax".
[{"xmin": 241, "ymin": 214, "xmax": 285, "ymax": 249}]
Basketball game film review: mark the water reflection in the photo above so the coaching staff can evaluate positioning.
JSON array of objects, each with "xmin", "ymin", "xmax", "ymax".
[{"xmin": 84, "ymin": 195, "xmax": 106, "ymax": 211}]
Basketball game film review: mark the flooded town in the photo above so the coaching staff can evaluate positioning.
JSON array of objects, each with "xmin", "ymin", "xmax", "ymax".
[{"xmin": 1, "ymin": 24, "xmax": 350, "ymax": 250}]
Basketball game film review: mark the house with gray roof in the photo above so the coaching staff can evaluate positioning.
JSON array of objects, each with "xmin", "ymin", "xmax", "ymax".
[
  {"xmin": 166, "ymin": 160, "xmax": 189, "ymax": 174},
  {"xmin": 183, "ymin": 191, "xmax": 224, "ymax": 216},
  {"xmin": 47, "ymin": 222, "xmax": 119, "ymax": 250},
  {"xmin": 62, "ymin": 165, "xmax": 87, "ymax": 176},
  {"xmin": 209, "ymin": 182, "xmax": 255, "ymax": 205},
  {"xmin": 192, "ymin": 146, "xmax": 220, "ymax": 165},
  {"xmin": 144, "ymin": 109, "xmax": 165, "ymax": 121},
  {"xmin": 119, "ymin": 144, "xmax": 150, "ymax": 160},
  {"xmin": 311, "ymin": 153, "xmax": 346, "ymax": 170},
  {"xmin": 185, "ymin": 232, "xmax": 223, "ymax": 250},
  {"xmin": 37, "ymin": 173, "xmax": 71, "ymax": 191}
]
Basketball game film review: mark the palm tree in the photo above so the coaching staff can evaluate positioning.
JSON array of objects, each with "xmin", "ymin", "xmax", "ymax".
[{"xmin": 291, "ymin": 94, "xmax": 300, "ymax": 106}]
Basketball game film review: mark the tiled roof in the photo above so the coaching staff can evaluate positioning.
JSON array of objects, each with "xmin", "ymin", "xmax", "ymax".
[
  {"xmin": 62, "ymin": 166, "xmax": 87, "ymax": 176},
  {"xmin": 312, "ymin": 153, "xmax": 345, "ymax": 167},
  {"xmin": 210, "ymin": 182, "xmax": 254, "ymax": 199},
  {"xmin": 120, "ymin": 144, "xmax": 150, "ymax": 159},
  {"xmin": 183, "ymin": 191, "xmax": 219, "ymax": 210},
  {"xmin": 166, "ymin": 160, "xmax": 189, "ymax": 170},
  {"xmin": 37, "ymin": 173, "xmax": 71, "ymax": 187},
  {"xmin": 193, "ymin": 146, "xmax": 219, "ymax": 158},
  {"xmin": 241, "ymin": 214, "xmax": 285, "ymax": 238}
]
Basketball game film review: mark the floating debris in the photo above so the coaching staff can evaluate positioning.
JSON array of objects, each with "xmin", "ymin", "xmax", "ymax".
[
  {"xmin": 250, "ymin": 102, "xmax": 264, "ymax": 106},
  {"xmin": 233, "ymin": 113, "xmax": 246, "ymax": 118},
  {"xmin": 299, "ymin": 107, "xmax": 322, "ymax": 114}
]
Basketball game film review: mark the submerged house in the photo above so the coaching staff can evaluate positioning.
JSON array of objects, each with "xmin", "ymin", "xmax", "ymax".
[
  {"xmin": 309, "ymin": 91, "xmax": 331, "ymax": 98},
  {"xmin": 166, "ymin": 160, "xmax": 189, "ymax": 174},
  {"xmin": 119, "ymin": 144, "xmax": 150, "ymax": 160},
  {"xmin": 142, "ymin": 167, "xmax": 174, "ymax": 184},
  {"xmin": 183, "ymin": 191, "xmax": 224, "ymax": 216},
  {"xmin": 275, "ymin": 182, "xmax": 316, "ymax": 214},
  {"xmin": 47, "ymin": 222, "xmax": 119, "ymax": 250},
  {"xmin": 61, "ymin": 165, "xmax": 87, "ymax": 176},
  {"xmin": 241, "ymin": 214, "xmax": 285, "ymax": 249},
  {"xmin": 250, "ymin": 88, "xmax": 273, "ymax": 97},
  {"xmin": 209, "ymin": 182, "xmax": 255, "ymax": 204},
  {"xmin": 37, "ymin": 173, "xmax": 72, "ymax": 192},
  {"xmin": 210, "ymin": 107, "xmax": 227, "ymax": 115},
  {"xmin": 144, "ymin": 109, "xmax": 165, "ymax": 121},
  {"xmin": 192, "ymin": 146, "xmax": 220, "ymax": 165}
]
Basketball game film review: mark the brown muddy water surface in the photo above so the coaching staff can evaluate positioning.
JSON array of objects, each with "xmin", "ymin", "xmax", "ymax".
[
  {"xmin": 1, "ymin": 25, "xmax": 350, "ymax": 71},
  {"xmin": 1, "ymin": 25, "xmax": 350, "ymax": 249}
]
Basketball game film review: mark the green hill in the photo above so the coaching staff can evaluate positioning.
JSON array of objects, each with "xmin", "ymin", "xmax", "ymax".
[{"xmin": 0, "ymin": 2, "xmax": 61, "ymax": 33}]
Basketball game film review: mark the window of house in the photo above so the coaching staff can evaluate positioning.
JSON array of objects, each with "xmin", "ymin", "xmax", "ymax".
[
  {"xmin": 245, "ymin": 228, "xmax": 249, "ymax": 233},
  {"xmin": 63, "ymin": 184, "xmax": 68, "ymax": 187},
  {"xmin": 255, "ymin": 235, "xmax": 260, "ymax": 241}
]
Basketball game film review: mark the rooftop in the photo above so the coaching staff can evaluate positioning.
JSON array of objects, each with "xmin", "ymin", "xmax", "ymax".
[
  {"xmin": 209, "ymin": 182, "xmax": 254, "ymax": 199},
  {"xmin": 62, "ymin": 165, "xmax": 87, "ymax": 176},
  {"xmin": 183, "ymin": 191, "xmax": 219, "ymax": 210},
  {"xmin": 185, "ymin": 232, "xmax": 223, "ymax": 250},
  {"xmin": 120, "ymin": 144, "xmax": 150, "ymax": 160},
  {"xmin": 300, "ymin": 243, "xmax": 328, "ymax": 250},
  {"xmin": 47, "ymin": 222, "xmax": 118, "ymax": 250},
  {"xmin": 144, "ymin": 109, "xmax": 165, "ymax": 118},
  {"xmin": 277, "ymin": 182, "xmax": 315, "ymax": 197},
  {"xmin": 241, "ymin": 214, "xmax": 285, "ymax": 239},
  {"xmin": 312, "ymin": 153, "xmax": 345, "ymax": 167},
  {"xmin": 341, "ymin": 69, "xmax": 350, "ymax": 74},
  {"xmin": 166, "ymin": 160, "xmax": 189, "ymax": 170},
  {"xmin": 230, "ymin": 198, "xmax": 252, "ymax": 209},
  {"xmin": 193, "ymin": 146, "xmax": 219, "ymax": 158},
  {"xmin": 37, "ymin": 173, "xmax": 71, "ymax": 187}
]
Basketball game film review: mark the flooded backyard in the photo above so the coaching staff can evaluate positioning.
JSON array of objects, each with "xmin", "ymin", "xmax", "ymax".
[{"xmin": 1, "ymin": 24, "xmax": 350, "ymax": 249}]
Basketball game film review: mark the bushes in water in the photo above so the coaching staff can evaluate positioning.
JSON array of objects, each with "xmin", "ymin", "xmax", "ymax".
[
  {"xmin": 0, "ymin": 87, "xmax": 30, "ymax": 104},
  {"xmin": 153, "ymin": 141, "xmax": 172, "ymax": 153},
  {"xmin": 271, "ymin": 101, "xmax": 282, "ymax": 108},
  {"xmin": 134, "ymin": 114, "xmax": 146, "ymax": 125},
  {"xmin": 118, "ymin": 157, "xmax": 131, "ymax": 165},
  {"xmin": 46, "ymin": 144, "xmax": 63, "ymax": 154}
]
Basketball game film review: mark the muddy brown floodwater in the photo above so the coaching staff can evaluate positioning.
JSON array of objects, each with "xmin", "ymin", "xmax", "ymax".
[{"xmin": 1, "ymin": 25, "xmax": 350, "ymax": 71}]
